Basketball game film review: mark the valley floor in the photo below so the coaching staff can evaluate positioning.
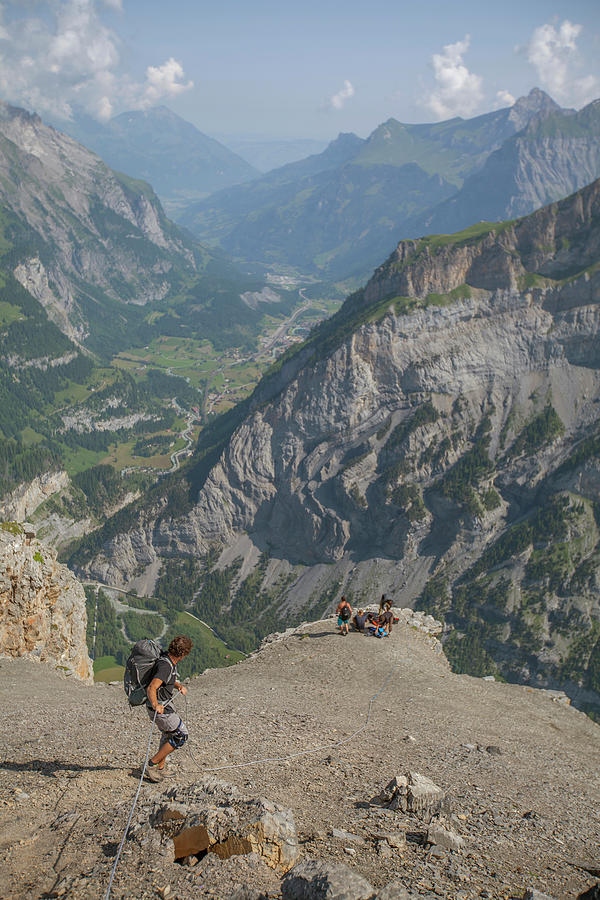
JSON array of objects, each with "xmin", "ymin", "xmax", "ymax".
[{"xmin": 0, "ymin": 620, "xmax": 598, "ymax": 899}]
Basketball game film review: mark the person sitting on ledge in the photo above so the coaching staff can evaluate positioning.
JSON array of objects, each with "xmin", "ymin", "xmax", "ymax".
[{"xmin": 353, "ymin": 608, "xmax": 369, "ymax": 632}]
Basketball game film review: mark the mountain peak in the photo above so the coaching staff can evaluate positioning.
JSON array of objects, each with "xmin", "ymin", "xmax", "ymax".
[
  {"xmin": 508, "ymin": 87, "xmax": 563, "ymax": 130},
  {"xmin": 330, "ymin": 131, "xmax": 363, "ymax": 148}
]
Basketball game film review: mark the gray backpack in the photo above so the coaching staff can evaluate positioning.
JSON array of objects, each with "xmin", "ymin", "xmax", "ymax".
[{"xmin": 123, "ymin": 639, "xmax": 164, "ymax": 707}]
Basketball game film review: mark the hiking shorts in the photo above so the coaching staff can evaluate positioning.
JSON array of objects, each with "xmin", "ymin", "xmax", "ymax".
[{"xmin": 147, "ymin": 705, "xmax": 189, "ymax": 749}]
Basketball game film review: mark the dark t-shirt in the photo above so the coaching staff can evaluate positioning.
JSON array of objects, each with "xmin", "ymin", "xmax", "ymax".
[
  {"xmin": 354, "ymin": 612, "xmax": 369, "ymax": 629},
  {"xmin": 146, "ymin": 654, "xmax": 177, "ymax": 708},
  {"xmin": 381, "ymin": 610, "xmax": 393, "ymax": 625}
]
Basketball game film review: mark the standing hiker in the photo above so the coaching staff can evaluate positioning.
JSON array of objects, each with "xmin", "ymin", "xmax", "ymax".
[
  {"xmin": 379, "ymin": 601, "xmax": 394, "ymax": 635},
  {"xmin": 146, "ymin": 635, "xmax": 193, "ymax": 782},
  {"xmin": 336, "ymin": 596, "xmax": 352, "ymax": 636}
]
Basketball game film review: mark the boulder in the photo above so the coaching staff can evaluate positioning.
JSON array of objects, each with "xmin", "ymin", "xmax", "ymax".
[
  {"xmin": 331, "ymin": 828, "xmax": 366, "ymax": 847},
  {"xmin": 135, "ymin": 778, "xmax": 300, "ymax": 872},
  {"xmin": 426, "ymin": 819, "xmax": 465, "ymax": 852},
  {"xmin": 228, "ymin": 889, "xmax": 271, "ymax": 900},
  {"xmin": 577, "ymin": 888, "xmax": 600, "ymax": 900},
  {"xmin": 376, "ymin": 772, "xmax": 446, "ymax": 818},
  {"xmin": 282, "ymin": 858, "xmax": 375, "ymax": 899}
]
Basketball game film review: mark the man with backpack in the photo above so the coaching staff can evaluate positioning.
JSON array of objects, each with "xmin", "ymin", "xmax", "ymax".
[
  {"xmin": 145, "ymin": 635, "xmax": 193, "ymax": 782},
  {"xmin": 336, "ymin": 596, "xmax": 352, "ymax": 636}
]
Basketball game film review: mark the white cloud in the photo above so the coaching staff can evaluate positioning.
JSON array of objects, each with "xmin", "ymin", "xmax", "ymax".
[
  {"xmin": 0, "ymin": 1, "xmax": 192, "ymax": 121},
  {"xmin": 425, "ymin": 35, "xmax": 483, "ymax": 120},
  {"xmin": 330, "ymin": 79, "xmax": 355, "ymax": 110},
  {"xmin": 527, "ymin": 20, "xmax": 598, "ymax": 105},
  {"xmin": 142, "ymin": 58, "xmax": 193, "ymax": 108},
  {"xmin": 495, "ymin": 89, "xmax": 516, "ymax": 108}
]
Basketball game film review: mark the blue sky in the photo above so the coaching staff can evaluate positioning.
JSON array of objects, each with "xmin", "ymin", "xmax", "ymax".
[{"xmin": 1, "ymin": 0, "xmax": 599, "ymax": 139}]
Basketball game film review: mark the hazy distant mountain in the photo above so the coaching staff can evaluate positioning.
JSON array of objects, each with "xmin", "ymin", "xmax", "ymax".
[
  {"xmin": 217, "ymin": 136, "xmax": 329, "ymax": 172},
  {"xmin": 409, "ymin": 98, "xmax": 600, "ymax": 235},
  {"xmin": 179, "ymin": 89, "xmax": 564, "ymax": 281},
  {"xmin": 61, "ymin": 106, "xmax": 260, "ymax": 203}
]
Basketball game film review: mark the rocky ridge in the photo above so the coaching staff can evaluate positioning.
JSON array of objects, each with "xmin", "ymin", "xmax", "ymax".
[
  {"xmin": 0, "ymin": 525, "xmax": 92, "ymax": 681},
  {"xmin": 0, "ymin": 617, "xmax": 598, "ymax": 899}
]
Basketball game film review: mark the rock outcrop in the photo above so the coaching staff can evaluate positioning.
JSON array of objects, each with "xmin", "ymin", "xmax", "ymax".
[
  {"xmin": 0, "ymin": 524, "xmax": 92, "ymax": 681},
  {"xmin": 131, "ymin": 778, "xmax": 300, "ymax": 872}
]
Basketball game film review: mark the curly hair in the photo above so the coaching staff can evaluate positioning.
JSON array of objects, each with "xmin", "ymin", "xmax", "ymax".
[{"xmin": 168, "ymin": 635, "xmax": 193, "ymax": 658}]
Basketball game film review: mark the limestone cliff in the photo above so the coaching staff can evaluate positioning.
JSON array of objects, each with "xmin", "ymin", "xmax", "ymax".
[
  {"xmin": 0, "ymin": 524, "xmax": 92, "ymax": 682},
  {"xmin": 0, "ymin": 471, "xmax": 69, "ymax": 523}
]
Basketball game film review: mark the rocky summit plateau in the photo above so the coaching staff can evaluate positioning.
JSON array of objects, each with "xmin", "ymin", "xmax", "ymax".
[{"xmin": 0, "ymin": 612, "xmax": 599, "ymax": 900}]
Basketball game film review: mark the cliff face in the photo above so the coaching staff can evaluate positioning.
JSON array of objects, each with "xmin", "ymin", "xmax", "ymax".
[
  {"xmin": 90, "ymin": 179, "xmax": 600, "ymax": 566},
  {"xmin": 0, "ymin": 524, "xmax": 92, "ymax": 682},
  {"xmin": 0, "ymin": 471, "xmax": 69, "ymax": 523}
]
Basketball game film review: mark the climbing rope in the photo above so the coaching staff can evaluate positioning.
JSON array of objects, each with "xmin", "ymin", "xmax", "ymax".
[
  {"xmin": 104, "ymin": 704, "xmax": 159, "ymax": 900},
  {"xmin": 105, "ymin": 652, "xmax": 403, "ymax": 898}
]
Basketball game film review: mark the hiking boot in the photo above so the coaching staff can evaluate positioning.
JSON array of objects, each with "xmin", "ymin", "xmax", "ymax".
[{"xmin": 145, "ymin": 762, "xmax": 163, "ymax": 783}]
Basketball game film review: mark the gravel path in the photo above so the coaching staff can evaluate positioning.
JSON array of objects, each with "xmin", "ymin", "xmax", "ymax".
[{"xmin": 0, "ymin": 620, "xmax": 599, "ymax": 899}]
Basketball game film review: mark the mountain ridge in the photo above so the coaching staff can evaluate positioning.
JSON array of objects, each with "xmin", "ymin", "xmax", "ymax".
[
  {"xmin": 408, "ymin": 97, "xmax": 600, "ymax": 236},
  {"xmin": 178, "ymin": 89, "xmax": 582, "ymax": 282}
]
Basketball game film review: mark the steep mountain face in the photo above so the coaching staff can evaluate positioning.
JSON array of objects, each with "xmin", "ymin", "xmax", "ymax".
[
  {"xmin": 178, "ymin": 90, "xmax": 565, "ymax": 282},
  {"xmin": 61, "ymin": 105, "xmax": 259, "ymax": 204},
  {"xmin": 0, "ymin": 101, "xmax": 199, "ymax": 348},
  {"xmin": 78, "ymin": 180, "xmax": 600, "ymax": 713},
  {"xmin": 0, "ymin": 101, "xmax": 289, "ymax": 362},
  {"xmin": 0, "ymin": 523, "xmax": 92, "ymax": 681},
  {"xmin": 412, "ymin": 98, "xmax": 600, "ymax": 235}
]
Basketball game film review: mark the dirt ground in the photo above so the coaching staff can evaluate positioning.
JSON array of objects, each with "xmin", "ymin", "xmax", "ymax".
[{"xmin": 1, "ymin": 619, "xmax": 599, "ymax": 899}]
